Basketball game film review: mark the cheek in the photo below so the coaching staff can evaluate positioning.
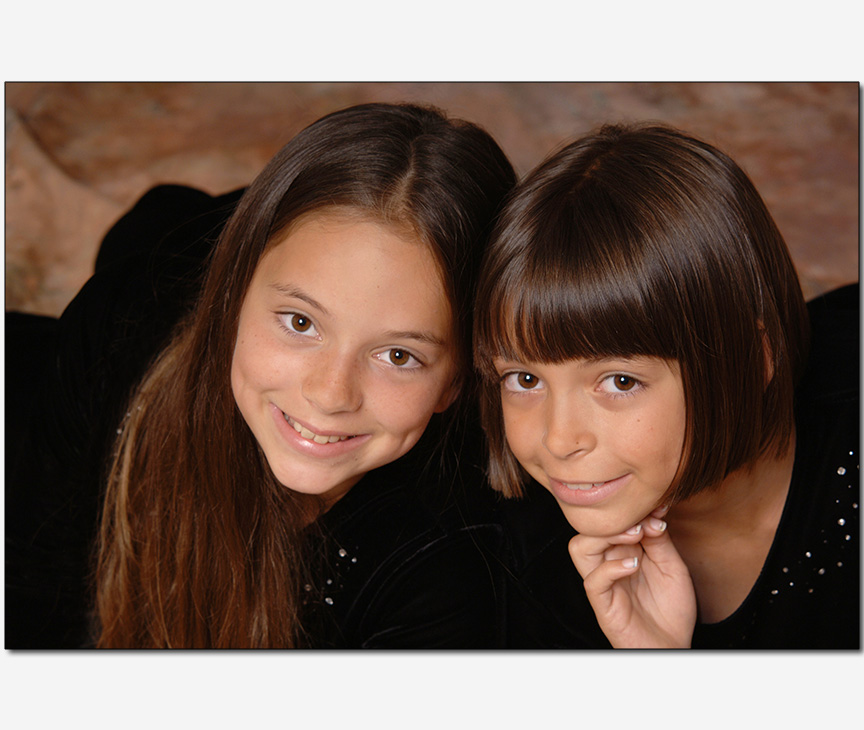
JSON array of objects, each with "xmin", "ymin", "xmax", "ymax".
[
  {"xmin": 374, "ymin": 346, "xmax": 460, "ymax": 429},
  {"xmin": 660, "ymin": 397, "xmax": 688, "ymax": 462},
  {"xmin": 231, "ymin": 320, "xmax": 288, "ymax": 390},
  {"xmin": 372, "ymin": 378, "xmax": 449, "ymax": 437},
  {"xmin": 230, "ymin": 340, "xmax": 287, "ymax": 422},
  {"xmin": 634, "ymin": 411, "xmax": 686, "ymax": 476},
  {"xmin": 230, "ymin": 337, "xmax": 260, "ymax": 398},
  {"xmin": 501, "ymin": 404, "xmax": 533, "ymax": 458},
  {"xmin": 231, "ymin": 312, "xmax": 257, "ymax": 391},
  {"xmin": 230, "ymin": 345, "xmax": 263, "ymax": 428},
  {"xmin": 229, "ymin": 338, "xmax": 248, "ymax": 405}
]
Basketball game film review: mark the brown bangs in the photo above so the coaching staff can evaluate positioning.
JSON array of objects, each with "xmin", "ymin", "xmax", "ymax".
[
  {"xmin": 475, "ymin": 122, "xmax": 808, "ymax": 501},
  {"xmin": 478, "ymin": 195, "xmax": 682, "ymax": 374}
]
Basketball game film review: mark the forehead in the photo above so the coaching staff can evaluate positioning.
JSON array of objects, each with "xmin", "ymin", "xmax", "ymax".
[{"xmin": 253, "ymin": 212, "xmax": 453, "ymax": 337}]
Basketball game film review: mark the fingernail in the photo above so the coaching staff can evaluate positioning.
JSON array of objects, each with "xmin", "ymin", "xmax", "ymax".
[
  {"xmin": 623, "ymin": 557, "xmax": 639, "ymax": 569},
  {"xmin": 626, "ymin": 524, "xmax": 642, "ymax": 535},
  {"xmin": 649, "ymin": 518, "xmax": 667, "ymax": 532}
]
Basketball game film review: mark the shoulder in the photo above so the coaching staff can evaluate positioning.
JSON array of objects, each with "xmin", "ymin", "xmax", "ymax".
[
  {"xmin": 798, "ymin": 282, "xmax": 858, "ymax": 403},
  {"xmin": 94, "ymin": 184, "xmax": 243, "ymax": 271},
  {"xmin": 769, "ymin": 283, "xmax": 860, "ymax": 647},
  {"xmin": 4, "ymin": 186, "xmax": 241, "ymax": 648},
  {"xmin": 49, "ymin": 185, "xmax": 246, "ymax": 453},
  {"xmin": 793, "ymin": 284, "xmax": 858, "ymax": 540},
  {"xmin": 794, "ymin": 284, "xmax": 858, "ymax": 485}
]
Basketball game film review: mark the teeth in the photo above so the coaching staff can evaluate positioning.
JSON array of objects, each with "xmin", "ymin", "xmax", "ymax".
[
  {"xmin": 564, "ymin": 482, "xmax": 605, "ymax": 491},
  {"xmin": 286, "ymin": 415, "xmax": 352, "ymax": 444}
]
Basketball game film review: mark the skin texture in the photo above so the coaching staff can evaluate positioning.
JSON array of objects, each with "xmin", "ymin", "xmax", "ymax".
[
  {"xmin": 568, "ymin": 506, "xmax": 697, "ymax": 648},
  {"xmin": 495, "ymin": 355, "xmax": 697, "ymax": 647},
  {"xmin": 495, "ymin": 356, "xmax": 687, "ymax": 537},
  {"xmin": 231, "ymin": 212, "xmax": 458, "ymax": 508}
]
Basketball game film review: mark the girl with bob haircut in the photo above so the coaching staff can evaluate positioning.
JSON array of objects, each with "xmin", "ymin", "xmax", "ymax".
[
  {"xmin": 7, "ymin": 103, "xmax": 516, "ymax": 648},
  {"xmin": 474, "ymin": 123, "xmax": 858, "ymax": 648}
]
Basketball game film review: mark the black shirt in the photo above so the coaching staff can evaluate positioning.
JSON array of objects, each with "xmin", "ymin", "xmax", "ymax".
[
  {"xmin": 498, "ymin": 284, "xmax": 860, "ymax": 649},
  {"xmin": 5, "ymin": 185, "xmax": 506, "ymax": 649}
]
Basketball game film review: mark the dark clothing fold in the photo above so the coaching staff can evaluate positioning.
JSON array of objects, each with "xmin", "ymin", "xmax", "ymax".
[
  {"xmin": 5, "ymin": 185, "xmax": 505, "ymax": 649},
  {"xmin": 499, "ymin": 284, "xmax": 860, "ymax": 649}
]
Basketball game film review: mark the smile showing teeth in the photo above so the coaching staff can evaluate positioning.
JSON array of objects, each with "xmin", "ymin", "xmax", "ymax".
[
  {"xmin": 563, "ymin": 481, "xmax": 606, "ymax": 491},
  {"xmin": 284, "ymin": 415, "xmax": 354, "ymax": 444}
]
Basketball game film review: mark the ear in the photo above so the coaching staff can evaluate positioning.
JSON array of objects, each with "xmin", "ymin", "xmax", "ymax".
[{"xmin": 433, "ymin": 377, "xmax": 462, "ymax": 413}]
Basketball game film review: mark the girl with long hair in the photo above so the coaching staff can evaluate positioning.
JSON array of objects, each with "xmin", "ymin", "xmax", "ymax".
[
  {"xmin": 474, "ymin": 123, "xmax": 858, "ymax": 648},
  {"xmin": 7, "ymin": 103, "xmax": 516, "ymax": 648}
]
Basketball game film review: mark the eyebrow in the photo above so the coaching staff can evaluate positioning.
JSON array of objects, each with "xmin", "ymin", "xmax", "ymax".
[
  {"xmin": 382, "ymin": 330, "xmax": 447, "ymax": 348},
  {"xmin": 268, "ymin": 283, "xmax": 331, "ymax": 317},
  {"xmin": 268, "ymin": 283, "xmax": 447, "ymax": 348}
]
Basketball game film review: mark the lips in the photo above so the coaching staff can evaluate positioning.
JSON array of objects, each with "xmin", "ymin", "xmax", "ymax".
[
  {"xmin": 547, "ymin": 473, "xmax": 630, "ymax": 506},
  {"xmin": 266, "ymin": 402, "xmax": 370, "ymax": 460}
]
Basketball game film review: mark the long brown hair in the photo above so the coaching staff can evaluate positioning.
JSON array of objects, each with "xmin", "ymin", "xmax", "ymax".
[
  {"xmin": 474, "ymin": 123, "xmax": 809, "ymax": 503},
  {"xmin": 95, "ymin": 103, "xmax": 515, "ymax": 647}
]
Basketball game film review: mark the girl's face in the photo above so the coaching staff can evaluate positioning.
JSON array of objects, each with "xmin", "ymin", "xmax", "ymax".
[
  {"xmin": 493, "ymin": 355, "xmax": 687, "ymax": 537},
  {"xmin": 231, "ymin": 212, "xmax": 458, "ymax": 507}
]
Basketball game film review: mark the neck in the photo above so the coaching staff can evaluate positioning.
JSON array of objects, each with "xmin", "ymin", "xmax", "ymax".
[
  {"xmin": 668, "ymin": 437, "xmax": 796, "ymax": 534},
  {"xmin": 663, "ymin": 433, "xmax": 797, "ymax": 624}
]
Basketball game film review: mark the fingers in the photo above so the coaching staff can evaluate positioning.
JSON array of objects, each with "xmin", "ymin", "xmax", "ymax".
[
  {"xmin": 565, "ymin": 503, "xmax": 696, "ymax": 649},
  {"xmin": 568, "ymin": 503, "xmax": 675, "ymax": 578},
  {"xmin": 642, "ymin": 504, "xmax": 669, "ymax": 535},
  {"xmin": 651, "ymin": 503, "xmax": 670, "ymax": 519},
  {"xmin": 579, "ymin": 550, "xmax": 642, "ymax": 615},
  {"xmin": 603, "ymin": 543, "xmax": 642, "ymax": 562},
  {"xmin": 568, "ymin": 525, "xmax": 647, "ymax": 579},
  {"xmin": 641, "ymin": 515, "xmax": 669, "ymax": 539},
  {"xmin": 632, "ymin": 511, "xmax": 692, "ymax": 580},
  {"xmin": 569, "ymin": 510, "xmax": 676, "ymax": 583}
]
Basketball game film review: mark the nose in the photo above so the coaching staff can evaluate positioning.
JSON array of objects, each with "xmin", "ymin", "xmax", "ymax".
[
  {"xmin": 301, "ymin": 350, "xmax": 362, "ymax": 414},
  {"xmin": 542, "ymin": 396, "xmax": 595, "ymax": 460}
]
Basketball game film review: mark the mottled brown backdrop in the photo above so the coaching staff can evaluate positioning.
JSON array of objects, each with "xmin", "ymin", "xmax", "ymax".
[{"xmin": 5, "ymin": 82, "xmax": 859, "ymax": 317}]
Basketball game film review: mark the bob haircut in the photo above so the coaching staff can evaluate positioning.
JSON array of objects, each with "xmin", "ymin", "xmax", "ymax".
[
  {"xmin": 96, "ymin": 103, "xmax": 515, "ymax": 648},
  {"xmin": 474, "ymin": 123, "xmax": 810, "ymax": 504}
]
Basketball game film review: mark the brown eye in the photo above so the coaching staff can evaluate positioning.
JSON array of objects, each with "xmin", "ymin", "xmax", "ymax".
[
  {"xmin": 612, "ymin": 375, "xmax": 636, "ymax": 391},
  {"xmin": 517, "ymin": 373, "xmax": 539, "ymax": 389},
  {"xmin": 389, "ymin": 349, "xmax": 412, "ymax": 366},
  {"xmin": 291, "ymin": 314, "xmax": 312, "ymax": 332},
  {"xmin": 501, "ymin": 371, "xmax": 543, "ymax": 393}
]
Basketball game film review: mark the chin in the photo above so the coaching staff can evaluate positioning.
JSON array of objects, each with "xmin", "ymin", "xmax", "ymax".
[
  {"xmin": 557, "ymin": 506, "xmax": 630, "ymax": 538},
  {"xmin": 267, "ymin": 462, "xmax": 350, "ymax": 498}
]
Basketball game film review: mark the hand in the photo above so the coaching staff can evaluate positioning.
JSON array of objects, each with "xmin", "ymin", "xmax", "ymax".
[{"xmin": 568, "ymin": 506, "xmax": 697, "ymax": 648}]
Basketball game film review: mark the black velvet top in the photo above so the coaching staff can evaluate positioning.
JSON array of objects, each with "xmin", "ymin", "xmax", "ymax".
[
  {"xmin": 498, "ymin": 284, "xmax": 860, "ymax": 650},
  {"xmin": 303, "ymin": 456, "xmax": 505, "ymax": 648},
  {"xmin": 5, "ymin": 185, "xmax": 505, "ymax": 649}
]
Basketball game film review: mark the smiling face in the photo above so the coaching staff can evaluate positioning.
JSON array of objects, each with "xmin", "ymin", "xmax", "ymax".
[
  {"xmin": 494, "ymin": 355, "xmax": 687, "ymax": 536},
  {"xmin": 231, "ymin": 212, "xmax": 458, "ymax": 507}
]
